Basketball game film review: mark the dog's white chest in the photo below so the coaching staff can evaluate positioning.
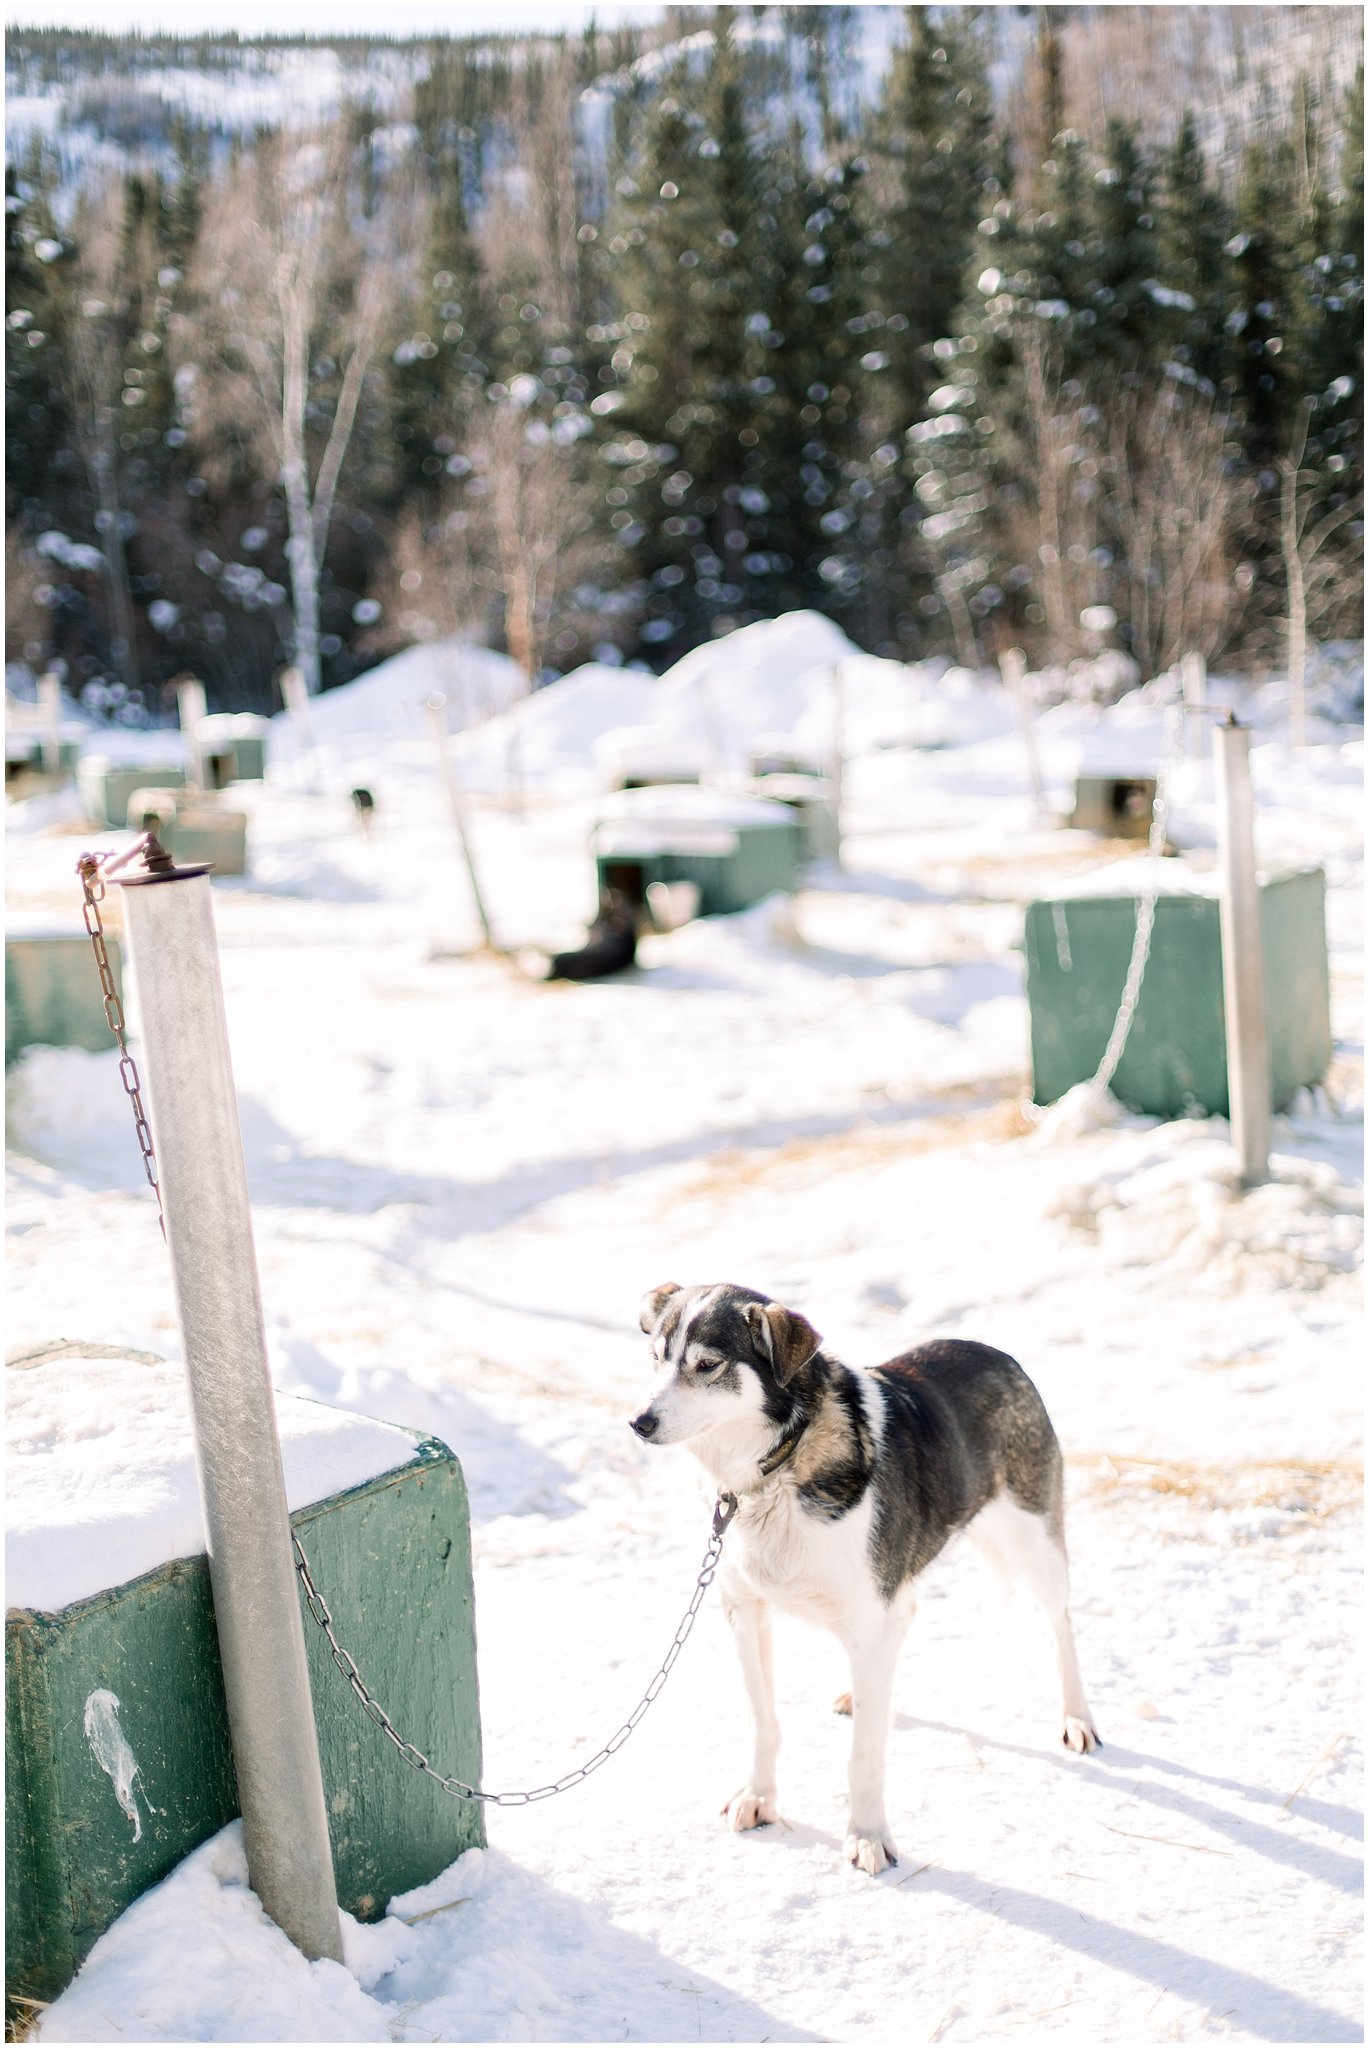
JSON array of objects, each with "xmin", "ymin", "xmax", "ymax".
[{"xmin": 729, "ymin": 1486, "xmax": 873, "ymax": 1630}]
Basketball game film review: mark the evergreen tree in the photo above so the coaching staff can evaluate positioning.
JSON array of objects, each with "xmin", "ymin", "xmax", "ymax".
[
  {"xmin": 1154, "ymin": 110, "xmax": 1234, "ymax": 389},
  {"xmin": 5, "ymin": 151, "xmax": 71, "ymax": 517},
  {"xmin": 601, "ymin": 24, "xmax": 775, "ymax": 655},
  {"xmin": 754, "ymin": 151, "xmax": 879, "ymax": 630},
  {"xmin": 165, "ymin": 117, "xmax": 207, "ymax": 269},
  {"xmin": 1289, "ymin": 64, "xmax": 1363, "ymax": 496},
  {"xmin": 869, "ymin": 5, "xmax": 994, "ymax": 430},
  {"xmin": 1084, "ymin": 118, "xmax": 1161, "ymax": 367},
  {"xmin": 1228, "ymin": 135, "xmax": 1300, "ymax": 469},
  {"xmin": 387, "ymin": 143, "xmax": 492, "ymax": 506}
]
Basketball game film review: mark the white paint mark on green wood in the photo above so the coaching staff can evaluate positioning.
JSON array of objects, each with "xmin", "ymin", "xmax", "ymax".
[{"xmin": 83, "ymin": 1688, "xmax": 157, "ymax": 1840}]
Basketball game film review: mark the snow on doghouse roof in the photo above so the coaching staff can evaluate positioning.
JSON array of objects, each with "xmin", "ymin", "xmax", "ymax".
[
  {"xmin": 7, "ymin": 1350, "xmax": 430, "ymax": 1612},
  {"xmin": 596, "ymin": 782, "xmax": 800, "ymax": 828}
]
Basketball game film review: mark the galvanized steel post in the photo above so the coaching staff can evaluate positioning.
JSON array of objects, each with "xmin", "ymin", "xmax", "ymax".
[
  {"xmin": 114, "ymin": 850, "xmax": 343, "ymax": 1963},
  {"xmin": 1213, "ymin": 717, "xmax": 1271, "ymax": 1186},
  {"xmin": 279, "ymin": 665, "xmax": 321, "ymax": 790},
  {"xmin": 830, "ymin": 661, "xmax": 845, "ymax": 870},
  {"xmin": 176, "ymin": 677, "xmax": 209, "ymax": 791},
  {"xmin": 427, "ymin": 694, "xmax": 496, "ymax": 951},
  {"xmin": 1180, "ymin": 651, "xmax": 1207, "ymax": 757},
  {"xmin": 1000, "ymin": 647, "xmax": 1048, "ymax": 821},
  {"xmin": 39, "ymin": 670, "xmax": 64, "ymax": 778}
]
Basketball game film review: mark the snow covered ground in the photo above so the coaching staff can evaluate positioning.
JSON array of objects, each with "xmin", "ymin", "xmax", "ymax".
[{"xmin": 5, "ymin": 615, "xmax": 1363, "ymax": 2042}]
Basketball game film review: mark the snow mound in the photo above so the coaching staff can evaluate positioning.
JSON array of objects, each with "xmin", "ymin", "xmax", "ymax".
[
  {"xmin": 1029, "ymin": 1079, "xmax": 1126, "ymax": 1139},
  {"xmin": 268, "ymin": 637, "xmax": 526, "ymax": 784},
  {"xmin": 646, "ymin": 615, "xmax": 984, "ymax": 769},
  {"xmin": 1041, "ymin": 1118, "xmax": 1363, "ymax": 1291},
  {"xmin": 35, "ymin": 1823, "xmax": 386, "ymax": 2044},
  {"xmin": 4, "ymin": 781, "xmax": 88, "ymax": 835},
  {"xmin": 7, "ymin": 1351, "xmax": 426, "ymax": 1610},
  {"xmin": 651, "ymin": 610, "xmax": 855, "ymax": 766},
  {"xmin": 453, "ymin": 662, "xmax": 656, "ymax": 789},
  {"xmin": 6, "ymin": 1048, "xmax": 152, "ymax": 1189},
  {"xmin": 36, "ymin": 1828, "xmax": 797, "ymax": 2045}
]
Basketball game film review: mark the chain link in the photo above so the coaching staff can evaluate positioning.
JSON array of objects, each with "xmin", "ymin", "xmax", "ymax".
[
  {"xmin": 292, "ymin": 1492, "xmax": 738, "ymax": 1805},
  {"xmin": 1089, "ymin": 704, "xmax": 1185, "ymax": 1098},
  {"xmin": 77, "ymin": 850, "xmax": 166, "ymax": 1238}
]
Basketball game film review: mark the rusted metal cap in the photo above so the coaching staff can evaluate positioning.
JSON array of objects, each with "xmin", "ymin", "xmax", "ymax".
[{"xmin": 106, "ymin": 832, "xmax": 214, "ymax": 885}]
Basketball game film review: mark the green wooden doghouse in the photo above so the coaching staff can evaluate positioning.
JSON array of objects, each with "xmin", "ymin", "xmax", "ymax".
[
  {"xmin": 6, "ymin": 1348, "xmax": 484, "ymax": 2020},
  {"xmin": 5, "ymin": 925, "xmax": 124, "ymax": 1069},
  {"xmin": 593, "ymin": 784, "xmax": 805, "ymax": 918},
  {"xmin": 1024, "ymin": 865, "xmax": 1332, "ymax": 1116}
]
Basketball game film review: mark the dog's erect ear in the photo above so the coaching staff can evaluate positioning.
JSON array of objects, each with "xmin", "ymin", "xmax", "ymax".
[
  {"xmin": 744, "ymin": 1301, "xmax": 821, "ymax": 1386},
  {"xmin": 639, "ymin": 1281, "xmax": 683, "ymax": 1334}
]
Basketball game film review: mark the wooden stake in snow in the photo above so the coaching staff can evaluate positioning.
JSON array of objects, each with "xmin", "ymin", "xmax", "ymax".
[
  {"xmin": 427, "ymin": 693, "xmax": 496, "ymax": 952},
  {"xmin": 695, "ymin": 663, "xmax": 727, "ymax": 782},
  {"xmin": 279, "ymin": 665, "xmax": 320, "ymax": 791},
  {"xmin": 1280, "ymin": 400, "xmax": 1312, "ymax": 750},
  {"xmin": 830, "ymin": 660, "xmax": 845, "ymax": 870},
  {"xmin": 1213, "ymin": 717, "xmax": 1271, "ymax": 1187},
  {"xmin": 1180, "ymin": 650, "xmax": 1207, "ymax": 757},
  {"xmin": 38, "ymin": 670, "xmax": 64, "ymax": 778},
  {"xmin": 1000, "ymin": 647, "xmax": 1047, "ymax": 820},
  {"xmin": 176, "ymin": 676, "xmax": 208, "ymax": 791}
]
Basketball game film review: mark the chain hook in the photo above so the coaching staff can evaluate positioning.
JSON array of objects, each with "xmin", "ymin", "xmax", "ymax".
[{"xmin": 76, "ymin": 848, "xmax": 167, "ymax": 1238}]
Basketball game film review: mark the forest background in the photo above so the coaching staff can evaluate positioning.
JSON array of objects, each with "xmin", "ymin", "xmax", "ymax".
[{"xmin": 4, "ymin": 3, "xmax": 1363, "ymax": 719}]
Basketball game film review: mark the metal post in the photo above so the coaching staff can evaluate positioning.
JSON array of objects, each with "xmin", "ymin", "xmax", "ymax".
[
  {"xmin": 830, "ymin": 660, "xmax": 845, "ymax": 870},
  {"xmin": 1180, "ymin": 650, "xmax": 1207, "ymax": 757},
  {"xmin": 113, "ymin": 854, "xmax": 343, "ymax": 1963},
  {"xmin": 38, "ymin": 670, "xmax": 63, "ymax": 778},
  {"xmin": 694, "ymin": 664, "xmax": 726, "ymax": 783},
  {"xmin": 1212, "ymin": 718, "xmax": 1271, "ymax": 1186},
  {"xmin": 1000, "ymin": 647, "xmax": 1048, "ymax": 820},
  {"xmin": 279, "ymin": 665, "xmax": 321, "ymax": 790},
  {"xmin": 427, "ymin": 694, "xmax": 497, "ymax": 951},
  {"xmin": 176, "ymin": 677, "xmax": 208, "ymax": 791}
]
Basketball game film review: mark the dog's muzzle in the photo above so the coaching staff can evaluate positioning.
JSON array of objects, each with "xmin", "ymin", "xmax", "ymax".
[{"xmin": 629, "ymin": 1410, "xmax": 659, "ymax": 1441}]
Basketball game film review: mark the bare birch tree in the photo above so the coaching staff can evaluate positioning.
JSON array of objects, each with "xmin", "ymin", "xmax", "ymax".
[
  {"xmin": 1103, "ymin": 375, "xmax": 1244, "ymax": 675},
  {"xmin": 475, "ymin": 390, "xmax": 592, "ymax": 682},
  {"xmin": 1279, "ymin": 393, "xmax": 1363, "ymax": 744},
  {"xmin": 189, "ymin": 132, "xmax": 421, "ymax": 693},
  {"xmin": 1013, "ymin": 323, "xmax": 1102, "ymax": 669}
]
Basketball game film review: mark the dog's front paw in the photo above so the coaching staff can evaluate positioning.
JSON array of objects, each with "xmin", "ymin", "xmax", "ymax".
[
  {"xmin": 723, "ymin": 1789, "xmax": 778, "ymax": 1833},
  {"xmin": 845, "ymin": 1830, "xmax": 898, "ymax": 1877},
  {"xmin": 1063, "ymin": 1716, "xmax": 1101, "ymax": 1754},
  {"xmin": 832, "ymin": 1690, "xmax": 853, "ymax": 1717}
]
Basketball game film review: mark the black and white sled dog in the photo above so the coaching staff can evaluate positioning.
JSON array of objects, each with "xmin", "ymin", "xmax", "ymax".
[{"xmin": 631, "ymin": 1281, "xmax": 1099, "ymax": 1876}]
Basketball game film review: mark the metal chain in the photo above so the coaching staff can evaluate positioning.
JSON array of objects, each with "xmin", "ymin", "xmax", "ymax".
[
  {"xmin": 1089, "ymin": 704, "xmax": 1185, "ymax": 1097},
  {"xmin": 76, "ymin": 849, "xmax": 166, "ymax": 1238},
  {"xmin": 292, "ymin": 1492, "xmax": 738, "ymax": 1805}
]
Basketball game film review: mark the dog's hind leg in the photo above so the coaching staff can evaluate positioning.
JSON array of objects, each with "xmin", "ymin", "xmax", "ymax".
[
  {"xmin": 969, "ymin": 1494, "xmax": 1100, "ymax": 1754},
  {"xmin": 841, "ymin": 1611, "xmax": 910, "ymax": 1876},
  {"xmin": 721, "ymin": 1589, "xmax": 781, "ymax": 1832}
]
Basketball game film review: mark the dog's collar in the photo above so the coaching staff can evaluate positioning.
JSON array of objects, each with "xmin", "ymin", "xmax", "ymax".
[{"xmin": 756, "ymin": 1410, "xmax": 808, "ymax": 1482}]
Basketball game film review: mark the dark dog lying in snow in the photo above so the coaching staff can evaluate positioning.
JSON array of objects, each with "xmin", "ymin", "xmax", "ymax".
[
  {"xmin": 631, "ymin": 1281, "xmax": 1099, "ymax": 1875},
  {"xmin": 546, "ymin": 889, "xmax": 638, "ymax": 982}
]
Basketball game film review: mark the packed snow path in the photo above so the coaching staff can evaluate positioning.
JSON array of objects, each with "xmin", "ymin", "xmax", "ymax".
[{"xmin": 6, "ymin": 649, "xmax": 1362, "ymax": 2043}]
